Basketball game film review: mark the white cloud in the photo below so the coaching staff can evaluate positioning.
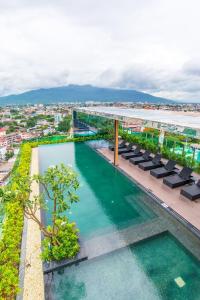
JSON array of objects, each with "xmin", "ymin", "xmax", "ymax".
[{"xmin": 0, "ymin": 0, "xmax": 200, "ymax": 101}]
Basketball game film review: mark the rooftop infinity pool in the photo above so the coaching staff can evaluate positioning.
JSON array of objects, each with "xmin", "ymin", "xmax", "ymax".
[
  {"xmin": 39, "ymin": 141, "xmax": 200, "ymax": 300},
  {"xmin": 39, "ymin": 142, "xmax": 156, "ymax": 239}
]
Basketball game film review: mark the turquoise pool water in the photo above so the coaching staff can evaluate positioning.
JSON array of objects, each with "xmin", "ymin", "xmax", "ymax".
[
  {"xmin": 74, "ymin": 130, "xmax": 96, "ymax": 137},
  {"xmin": 172, "ymin": 146, "xmax": 200, "ymax": 162},
  {"xmin": 40, "ymin": 142, "xmax": 200, "ymax": 299},
  {"xmin": 39, "ymin": 142, "xmax": 155, "ymax": 239},
  {"xmin": 47, "ymin": 232, "xmax": 200, "ymax": 300}
]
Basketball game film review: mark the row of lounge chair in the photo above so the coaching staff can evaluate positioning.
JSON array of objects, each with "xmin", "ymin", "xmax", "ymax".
[{"xmin": 109, "ymin": 141, "xmax": 200, "ymax": 201}]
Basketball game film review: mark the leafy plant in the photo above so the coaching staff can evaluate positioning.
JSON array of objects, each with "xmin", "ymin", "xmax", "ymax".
[
  {"xmin": 26, "ymin": 163, "xmax": 80, "ymax": 262},
  {"xmin": 41, "ymin": 217, "xmax": 79, "ymax": 261},
  {"xmin": 0, "ymin": 143, "xmax": 31, "ymax": 299},
  {"xmin": 5, "ymin": 150, "xmax": 14, "ymax": 161},
  {"xmin": 120, "ymin": 130, "xmax": 200, "ymax": 170},
  {"xmin": 57, "ymin": 116, "xmax": 71, "ymax": 132},
  {"xmin": 1, "ymin": 160, "xmax": 81, "ymax": 264}
]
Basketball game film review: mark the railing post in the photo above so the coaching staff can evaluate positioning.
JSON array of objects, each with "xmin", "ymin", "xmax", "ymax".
[{"xmin": 114, "ymin": 120, "xmax": 119, "ymax": 166}]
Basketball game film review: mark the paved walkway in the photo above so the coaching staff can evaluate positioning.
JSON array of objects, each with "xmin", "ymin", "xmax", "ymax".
[
  {"xmin": 99, "ymin": 148, "xmax": 200, "ymax": 231},
  {"xmin": 23, "ymin": 148, "xmax": 44, "ymax": 300}
]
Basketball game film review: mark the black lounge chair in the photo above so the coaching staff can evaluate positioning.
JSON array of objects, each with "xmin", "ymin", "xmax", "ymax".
[
  {"xmin": 181, "ymin": 180, "xmax": 200, "ymax": 200},
  {"xmin": 121, "ymin": 145, "xmax": 142, "ymax": 159},
  {"xmin": 118, "ymin": 143, "xmax": 135, "ymax": 154},
  {"xmin": 150, "ymin": 160, "xmax": 176, "ymax": 178},
  {"xmin": 138, "ymin": 154, "xmax": 163, "ymax": 171},
  {"xmin": 129, "ymin": 150, "xmax": 152, "ymax": 165},
  {"xmin": 163, "ymin": 167, "xmax": 194, "ymax": 189},
  {"xmin": 109, "ymin": 140, "xmax": 126, "ymax": 151}
]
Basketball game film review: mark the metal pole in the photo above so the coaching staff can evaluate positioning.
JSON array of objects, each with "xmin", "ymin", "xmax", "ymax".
[{"xmin": 114, "ymin": 120, "xmax": 119, "ymax": 166}]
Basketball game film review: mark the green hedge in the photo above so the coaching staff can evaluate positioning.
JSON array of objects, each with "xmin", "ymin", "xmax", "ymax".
[
  {"xmin": 25, "ymin": 133, "xmax": 112, "ymax": 148},
  {"xmin": 0, "ymin": 143, "xmax": 31, "ymax": 299},
  {"xmin": 0, "ymin": 133, "xmax": 111, "ymax": 299}
]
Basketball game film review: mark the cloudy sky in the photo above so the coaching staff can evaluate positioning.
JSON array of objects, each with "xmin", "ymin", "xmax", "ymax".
[{"xmin": 0, "ymin": 0, "xmax": 200, "ymax": 101}]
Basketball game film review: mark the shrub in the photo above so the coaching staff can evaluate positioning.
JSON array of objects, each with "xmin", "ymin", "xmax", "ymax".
[
  {"xmin": 41, "ymin": 217, "xmax": 80, "ymax": 261},
  {"xmin": 120, "ymin": 130, "xmax": 200, "ymax": 172},
  {"xmin": 26, "ymin": 133, "xmax": 112, "ymax": 149},
  {"xmin": 0, "ymin": 143, "xmax": 31, "ymax": 299},
  {"xmin": 57, "ymin": 116, "xmax": 71, "ymax": 132}
]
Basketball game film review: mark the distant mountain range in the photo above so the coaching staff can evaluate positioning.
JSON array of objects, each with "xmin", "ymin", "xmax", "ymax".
[{"xmin": 0, "ymin": 84, "xmax": 175, "ymax": 105}]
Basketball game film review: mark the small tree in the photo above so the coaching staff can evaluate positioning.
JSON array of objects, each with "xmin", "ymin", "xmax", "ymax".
[
  {"xmin": 5, "ymin": 150, "xmax": 14, "ymax": 161},
  {"xmin": 57, "ymin": 116, "xmax": 71, "ymax": 132},
  {"xmin": 26, "ymin": 117, "xmax": 37, "ymax": 128},
  {"xmin": 1, "ymin": 163, "xmax": 80, "ymax": 261}
]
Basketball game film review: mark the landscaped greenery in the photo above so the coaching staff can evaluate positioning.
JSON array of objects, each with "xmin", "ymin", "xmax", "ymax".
[
  {"xmin": 120, "ymin": 130, "xmax": 200, "ymax": 172},
  {"xmin": 57, "ymin": 115, "xmax": 71, "ymax": 132},
  {"xmin": 0, "ymin": 143, "xmax": 31, "ymax": 299},
  {"xmin": 25, "ymin": 114, "xmax": 55, "ymax": 128},
  {"xmin": 28, "ymin": 133, "xmax": 112, "ymax": 147},
  {"xmin": 0, "ymin": 132, "xmax": 111, "ymax": 299},
  {"xmin": 5, "ymin": 150, "xmax": 14, "ymax": 161},
  {"xmin": 26, "ymin": 117, "xmax": 37, "ymax": 128},
  {"xmin": 31, "ymin": 164, "xmax": 80, "ymax": 261}
]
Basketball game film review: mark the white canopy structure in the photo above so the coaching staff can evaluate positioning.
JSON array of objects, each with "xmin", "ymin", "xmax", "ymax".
[
  {"xmin": 74, "ymin": 106, "xmax": 200, "ymax": 165},
  {"xmin": 75, "ymin": 107, "xmax": 200, "ymax": 137}
]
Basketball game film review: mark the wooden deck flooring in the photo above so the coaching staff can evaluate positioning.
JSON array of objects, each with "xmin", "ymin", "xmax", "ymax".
[{"xmin": 98, "ymin": 148, "xmax": 200, "ymax": 232}]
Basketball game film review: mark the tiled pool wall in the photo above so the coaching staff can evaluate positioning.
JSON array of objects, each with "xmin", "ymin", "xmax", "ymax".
[{"xmin": 45, "ymin": 231, "xmax": 200, "ymax": 300}]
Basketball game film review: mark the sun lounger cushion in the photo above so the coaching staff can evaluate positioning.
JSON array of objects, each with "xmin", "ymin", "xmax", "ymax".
[
  {"xmin": 165, "ymin": 160, "xmax": 176, "ymax": 171},
  {"xmin": 163, "ymin": 167, "xmax": 193, "ymax": 188},
  {"xmin": 121, "ymin": 145, "xmax": 142, "ymax": 159},
  {"xmin": 138, "ymin": 154, "xmax": 162, "ymax": 170},
  {"xmin": 129, "ymin": 150, "xmax": 152, "ymax": 165},
  {"xmin": 109, "ymin": 141, "xmax": 126, "ymax": 151},
  {"xmin": 181, "ymin": 181, "xmax": 200, "ymax": 200},
  {"xmin": 179, "ymin": 167, "xmax": 192, "ymax": 180},
  {"xmin": 118, "ymin": 143, "xmax": 135, "ymax": 154},
  {"xmin": 150, "ymin": 160, "xmax": 176, "ymax": 178}
]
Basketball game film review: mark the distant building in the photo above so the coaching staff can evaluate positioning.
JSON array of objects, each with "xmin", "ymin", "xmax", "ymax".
[
  {"xmin": 0, "ymin": 146, "xmax": 7, "ymax": 161},
  {"xmin": 37, "ymin": 120, "xmax": 49, "ymax": 126},
  {"xmin": 43, "ymin": 128, "xmax": 55, "ymax": 136},
  {"xmin": 6, "ymin": 133, "xmax": 21, "ymax": 145},
  {"xmin": 0, "ymin": 137, "xmax": 7, "ymax": 147},
  {"xmin": 54, "ymin": 113, "xmax": 63, "ymax": 124},
  {"xmin": 20, "ymin": 132, "xmax": 34, "ymax": 140},
  {"xmin": 0, "ymin": 128, "xmax": 6, "ymax": 137}
]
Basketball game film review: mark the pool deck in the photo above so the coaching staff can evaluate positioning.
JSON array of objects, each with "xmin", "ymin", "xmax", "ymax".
[
  {"xmin": 22, "ymin": 148, "xmax": 45, "ymax": 300},
  {"xmin": 98, "ymin": 148, "xmax": 200, "ymax": 232}
]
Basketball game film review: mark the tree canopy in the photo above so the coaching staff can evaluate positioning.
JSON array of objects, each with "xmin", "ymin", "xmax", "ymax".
[{"xmin": 57, "ymin": 116, "xmax": 71, "ymax": 132}]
